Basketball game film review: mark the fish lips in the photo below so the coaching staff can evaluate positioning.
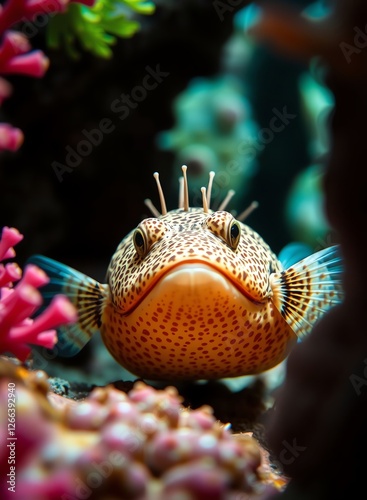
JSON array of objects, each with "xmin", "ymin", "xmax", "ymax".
[{"xmin": 124, "ymin": 262, "xmax": 262, "ymax": 315}]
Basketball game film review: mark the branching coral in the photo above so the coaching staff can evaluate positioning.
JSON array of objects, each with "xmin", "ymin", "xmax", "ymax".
[
  {"xmin": 0, "ymin": 29, "xmax": 48, "ymax": 150},
  {"xmin": 0, "ymin": 358, "xmax": 282, "ymax": 499},
  {"xmin": 0, "ymin": 226, "xmax": 77, "ymax": 361}
]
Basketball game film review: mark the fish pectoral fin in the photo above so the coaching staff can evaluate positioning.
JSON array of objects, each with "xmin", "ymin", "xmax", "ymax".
[
  {"xmin": 26, "ymin": 255, "xmax": 108, "ymax": 357},
  {"xmin": 277, "ymin": 242, "xmax": 313, "ymax": 269},
  {"xmin": 270, "ymin": 245, "xmax": 344, "ymax": 340}
]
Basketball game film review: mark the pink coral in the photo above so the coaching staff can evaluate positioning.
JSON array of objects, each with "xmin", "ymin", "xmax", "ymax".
[
  {"xmin": 0, "ymin": 76, "xmax": 12, "ymax": 103},
  {"xmin": 0, "ymin": 226, "xmax": 77, "ymax": 360},
  {"xmin": 0, "ymin": 31, "xmax": 49, "ymax": 77},
  {"xmin": 0, "ymin": 365, "xmax": 282, "ymax": 500},
  {"xmin": 0, "ymin": 123, "xmax": 23, "ymax": 151},
  {"xmin": 0, "ymin": 0, "xmax": 66, "ymax": 32}
]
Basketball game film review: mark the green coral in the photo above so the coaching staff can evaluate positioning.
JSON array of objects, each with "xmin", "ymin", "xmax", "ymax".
[{"xmin": 47, "ymin": 0, "xmax": 155, "ymax": 59}]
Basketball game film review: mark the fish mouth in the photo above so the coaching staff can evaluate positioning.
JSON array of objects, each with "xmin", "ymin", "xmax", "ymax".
[{"xmin": 124, "ymin": 261, "xmax": 261, "ymax": 315}]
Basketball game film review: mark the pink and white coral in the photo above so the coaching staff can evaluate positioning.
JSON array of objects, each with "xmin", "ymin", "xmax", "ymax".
[
  {"xmin": 0, "ymin": 366, "xmax": 281, "ymax": 499},
  {"xmin": 0, "ymin": 226, "xmax": 77, "ymax": 360}
]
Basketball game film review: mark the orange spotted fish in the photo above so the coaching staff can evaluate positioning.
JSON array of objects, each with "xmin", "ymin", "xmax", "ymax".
[{"xmin": 29, "ymin": 167, "xmax": 343, "ymax": 380}]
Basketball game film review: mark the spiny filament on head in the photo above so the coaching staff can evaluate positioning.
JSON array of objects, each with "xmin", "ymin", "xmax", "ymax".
[
  {"xmin": 144, "ymin": 165, "xmax": 259, "ymax": 221},
  {"xmin": 153, "ymin": 171, "xmax": 167, "ymax": 215}
]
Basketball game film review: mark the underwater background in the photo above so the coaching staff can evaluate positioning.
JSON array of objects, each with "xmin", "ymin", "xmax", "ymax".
[
  {"xmin": 0, "ymin": 0, "xmax": 341, "ymax": 389},
  {"xmin": 1, "ymin": 0, "xmax": 367, "ymax": 498},
  {"xmin": 0, "ymin": 0, "xmax": 334, "ymax": 278}
]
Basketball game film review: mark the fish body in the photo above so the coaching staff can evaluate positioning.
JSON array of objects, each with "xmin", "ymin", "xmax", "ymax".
[{"xmin": 29, "ymin": 168, "xmax": 343, "ymax": 380}]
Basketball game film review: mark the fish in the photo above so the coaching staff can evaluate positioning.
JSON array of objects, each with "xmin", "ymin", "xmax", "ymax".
[{"xmin": 28, "ymin": 166, "xmax": 343, "ymax": 380}]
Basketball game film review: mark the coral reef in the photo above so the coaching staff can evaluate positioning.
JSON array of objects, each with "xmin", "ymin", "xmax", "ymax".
[
  {"xmin": 0, "ymin": 356, "xmax": 284, "ymax": 499},
  {"xmin": 0, "ymin": 226, "xmax": 77, "ymax": 360}
]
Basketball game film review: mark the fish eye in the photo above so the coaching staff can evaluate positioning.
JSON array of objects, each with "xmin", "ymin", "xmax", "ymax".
[
  {"xmin": 228, "ymin": 220, "xmax": 241, "ymax": 250},
  {"xmin": 133, "ymin": 228, "xmax": 148, "ymax": 258},
  {"xmin": 133, "ymin": 218, "xmax": 169, "ymax": 258}
]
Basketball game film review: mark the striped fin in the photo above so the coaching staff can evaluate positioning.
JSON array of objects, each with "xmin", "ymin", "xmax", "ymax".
[
  {"xmin": 27, "ymin": 255, "xmax": 108, "ymax": 357},
  {"xmin": 270, "ymin": 245, "xmax": 343, "ymax": 339}
]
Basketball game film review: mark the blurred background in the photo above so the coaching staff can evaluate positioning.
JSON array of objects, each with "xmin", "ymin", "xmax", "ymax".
[{"xmin": 0, "ymin": 0, "xmax": 338, "ymax": 381}]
